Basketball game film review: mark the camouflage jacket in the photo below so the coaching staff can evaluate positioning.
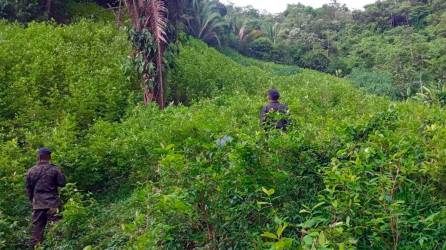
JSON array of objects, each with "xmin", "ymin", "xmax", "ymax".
[
  {"xmin": 260, "ymin": 101, "xmax": 289, "ymax": 129},
  {"xmin": 25, "ymin": 161, "xmax": 66, "ymax": 209}
]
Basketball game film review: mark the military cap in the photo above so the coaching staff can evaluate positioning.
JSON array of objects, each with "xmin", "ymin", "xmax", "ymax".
[
  {"xmin": 38, "ymin": 147, "xmax": 52, "ymax": 155},
  {"xmin": 267, "ymin": 89, "xmax": 280, "ymax": 101}
]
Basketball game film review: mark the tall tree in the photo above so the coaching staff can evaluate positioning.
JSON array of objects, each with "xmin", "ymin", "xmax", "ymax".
[{"xmin": 124, "ymin": 0, "xmax": 168, "ymax": 108}]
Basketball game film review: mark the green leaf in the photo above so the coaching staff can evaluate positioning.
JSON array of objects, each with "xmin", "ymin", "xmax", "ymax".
[
  {"xmin": 261, "ymin": 231, "xmax": 278, "ymax": 239},
  {"xmin": 261, "ymin": 187, "xmax": 275, "ymax": 196},
  {"xmin": 303, "ymin": 235, "xmax": 314, "ymax": 246},
  {"xmin": 272, "ymin": 238, "xmax": 293, "ymax": 250},
  {"xmin": 299, "ymin": 217, "xmax": 326, "ymax": 228},
  {"xmin": 318, "ymin": 232, "xmax": 326, "ymax": 246},
  {"xmin": 312, "ymin": 202, "xmax": 326, "ymax": 211},
  {"xmin": 276, "ymin": 223, "xmax": 288, "ymax": 238},
  {"xmin": 256, "ymin": 201, "xmax": 271, "ymax": 206}
]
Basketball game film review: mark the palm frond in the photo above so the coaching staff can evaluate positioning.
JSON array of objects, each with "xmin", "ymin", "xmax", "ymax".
[
  {"xmin": 146, "ymin": 0, "xmax": 168, "ymax": 44},
  {"xmin": 182, "ymin": 0, "xmax": 224, "ymax": 44},
  {"xmin": 199, "ymin": 12, "xmax": 225, "ymax": 38}
]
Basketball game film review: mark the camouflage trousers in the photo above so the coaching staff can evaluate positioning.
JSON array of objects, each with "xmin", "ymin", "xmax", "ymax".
[{"xmin": 31, "ymin": 208, "xmax": 61, "ymax": 246}]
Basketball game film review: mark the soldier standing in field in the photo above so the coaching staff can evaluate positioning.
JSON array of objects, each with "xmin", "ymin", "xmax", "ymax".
[
  {"xmin": 260, "ymin": 89, "xmax": 290, "ymax": 130},
  {"xmin": 25, "ymin": 148, "xmax": 66, "ymax": 247}
]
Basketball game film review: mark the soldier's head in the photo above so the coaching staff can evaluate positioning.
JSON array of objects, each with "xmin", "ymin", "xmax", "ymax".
[
  {"xmin": 38, "ymin": 147, "xmax": 52, "ymax": 162},
  {"xmin": 267, "ymin": 89, "xmax": 280, "ymax": 102}
]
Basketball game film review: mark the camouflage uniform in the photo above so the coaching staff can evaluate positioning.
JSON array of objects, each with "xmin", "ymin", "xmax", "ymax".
[
  {"xmin": 260, "ymin": 100, "xmax": 289, "ymax": 129},
  {"xmin": 25, "ymin": 161, "xmax": 66, "ymax": 246}
]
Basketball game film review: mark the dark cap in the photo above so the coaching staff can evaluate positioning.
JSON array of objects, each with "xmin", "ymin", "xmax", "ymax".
[
  {"xmin": 267, "ymin": 89, "xmax": 280, "ymax": 101},
  {"xmin": 38, "ymin": 147, "xmax": 52, "ymax": 156}
]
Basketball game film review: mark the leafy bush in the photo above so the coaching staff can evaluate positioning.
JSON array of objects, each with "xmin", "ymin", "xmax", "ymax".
[
  {"xmin": 299, "ymin": 50, "xmax": 330, "ymax": 72},
  {"xmin": 66, "ymin": 1, "xmax": 114, "ymax": 22},
  {"xmin": 0, "ymin": 20, "xmax": 136, "ymax": 140},
  {"xmin": 348, "ymin": 68, "xmax": 398, "ymax": 98},
  {"xmin": 413, "ymin": 83, "xmax": 446, "ymax": 107},
  {"xmin": 1, "ymin": 22, "xmax": 445, "ymax": 250},
  {"xmin": 0, "ymin": 0, "xmax": 40, "ymax": 23},
  {"xmin": 221, "ymin": 47, "xmax": 300, "ymax": 76},
  {"xmin": 0, "ymin": 20, "xmax": 137, "ymax": 248},
  {"xmin": 40, "ymin": 38, "xmax": 445, "ymax": 249},
  {"xmin": 0, "ymin": 0, "xmax": 69, "ymax": 22},
  {"xmin": 247, "ymin": 37, "xmax": 273, "ymax": 60},
  {"xmin": 0, "ymin": 141, "xmax": 31, "ymax": 249},
  {"xmin": 168, "ymin": 37, "xmax": 269, "ymax": 104}
]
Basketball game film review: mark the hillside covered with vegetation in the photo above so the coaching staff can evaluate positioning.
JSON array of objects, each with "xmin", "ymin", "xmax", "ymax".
[
  {"xmin": 220, "ymin": 0, "xmax": 446, "ymax": 100},
  {"xmin": 1, "ymin": 0, "xmax": 446, "ymax": 249},
  {"xmin": 2, "ymin": 0, "xmax": 446, "ymax": 100}
]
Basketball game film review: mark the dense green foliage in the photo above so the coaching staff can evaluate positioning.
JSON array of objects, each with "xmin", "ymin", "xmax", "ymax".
[
  {"xmin": 0, "ymin": 20, "xmax": 137, "ymax": 248},
  {"xmin": 3, "ymin": 0, "xmax": 446, "ymax": 100},
  {"xmin": 0, "ymin": 21, "xmax": 136, "ymax": 139},
  {"xmin": 0, "ymin": 0, "xmax": 119, "ymax": 23},
  {"xmin": 1, "ymin": 20, "xmax": 445, "ymax": 249},
  {"xmin": 188, "ymin": 0, "xmax": 446, "ymax": 100}
]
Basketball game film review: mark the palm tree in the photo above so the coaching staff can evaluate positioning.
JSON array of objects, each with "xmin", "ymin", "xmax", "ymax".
[
  {"xmin": 262, "ymin": 22, "xmax": 281, "ymax": 45},
  {"xmin": 124, "ymin": 0, "xmax": 168, "ymax": 108},
  {"xmin": 238, "ymin": 21, "xmax": 263, "ymax": 49},
  {"xmin": 182, "ymin": 0, "xmax": 226, "ymax": 45}
]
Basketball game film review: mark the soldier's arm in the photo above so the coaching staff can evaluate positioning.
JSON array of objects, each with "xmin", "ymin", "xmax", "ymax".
[
  {"xmin": 260, "ymin": 106, "xmax": 268, "ymax": 124},
  {"xmin": 25, "ymin": 171, "xmax": 34, "ymax": 202},
  {"xmin": 281, "ymin": 104, "xmax": 289, "ymax": 114},
  {"xmin": 56, "ymin": 168, "xmax": 66, "ymax": 187}
]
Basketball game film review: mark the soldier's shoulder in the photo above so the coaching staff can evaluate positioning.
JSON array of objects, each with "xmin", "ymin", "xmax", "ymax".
[
  {"xmin": 264, "ymin": 103, "xmax": 274, "ymax": 109},
  {"xmin": 27, "ymin": 164, "xmax": 39, "ymax": 172},
  {"xmin": 49, "ymin": 164, "xmax": 63, "ymax": 172}
]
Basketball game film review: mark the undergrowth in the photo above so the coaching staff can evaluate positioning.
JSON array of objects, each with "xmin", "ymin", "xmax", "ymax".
[{"xmin": 0, "ymin": 22, "xmax": 445, "ymax": 249}]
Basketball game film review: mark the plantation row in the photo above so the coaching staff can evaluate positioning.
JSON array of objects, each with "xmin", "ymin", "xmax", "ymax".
[{"xmin": 0, "ymin": 22, "xmax": 445, "ymax": 249}]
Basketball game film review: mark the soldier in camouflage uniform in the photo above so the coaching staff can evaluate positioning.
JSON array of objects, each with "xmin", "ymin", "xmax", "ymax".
[
  {"xmin": 25, "ymin": 148, "xmax": 66, "ymax": 246},
  {"xmin": 260, "ymin": 89, "xmax": 289, "ymax": 130}
]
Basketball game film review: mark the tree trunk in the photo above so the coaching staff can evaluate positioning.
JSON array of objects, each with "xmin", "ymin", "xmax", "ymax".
[
  {"xmin": 45, "ymin": 0, "xmax": 52, "ymax": 19},
  {"xmin": 156, "ymin": 46, "xmax": 165, "ymax": 109}
]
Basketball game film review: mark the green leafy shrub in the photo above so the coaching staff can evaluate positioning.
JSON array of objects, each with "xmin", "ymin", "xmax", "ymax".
[
  {"xmin": 168, "ymin": 38, "xmax": 269, "ymax": 104},
  {"xmin": 0, "ymin": 140, "xmax": 31, "ymax": 249},
  {"xmin": 1, "ymin": 21, "xmax": 445, "ymax": 250},
  {"xmin": 0, "ymin": 0, "xmax": 69, "ymax": 22},
  {"xmin": 0, "ymin": 0, "xmax": 40, "ymax": 22},
  {"xmin": 0, "ymin": 20, "xmax": 137, "ymax": 248},
  {"xmin": 414, "ymin": 83, "xmax": 446, "ymax": 107},
  {"xmin": 66, "ymin": 1, "xmax": 114, "ymax": 22},
  {"xmin": 247, "ymin": 37, "xmax": 273, "ymax": 60},
  {"xmin": 348, "ymin": 68, "xmax": 399, "ymax": 99},
  {"xmin": 348, "ymin": 69, "xmax": 399, "ymax": 99},
  {"xmin": 0, "ymin": 20, "xmax": 136, "ymax": 139},
  {"xmin": 299, "ymin": 51, "xmax": 330, "ymax": 72},
  {"xmin": 221, "ymin": 47, "xmax": 300, "ymax": 76}
]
